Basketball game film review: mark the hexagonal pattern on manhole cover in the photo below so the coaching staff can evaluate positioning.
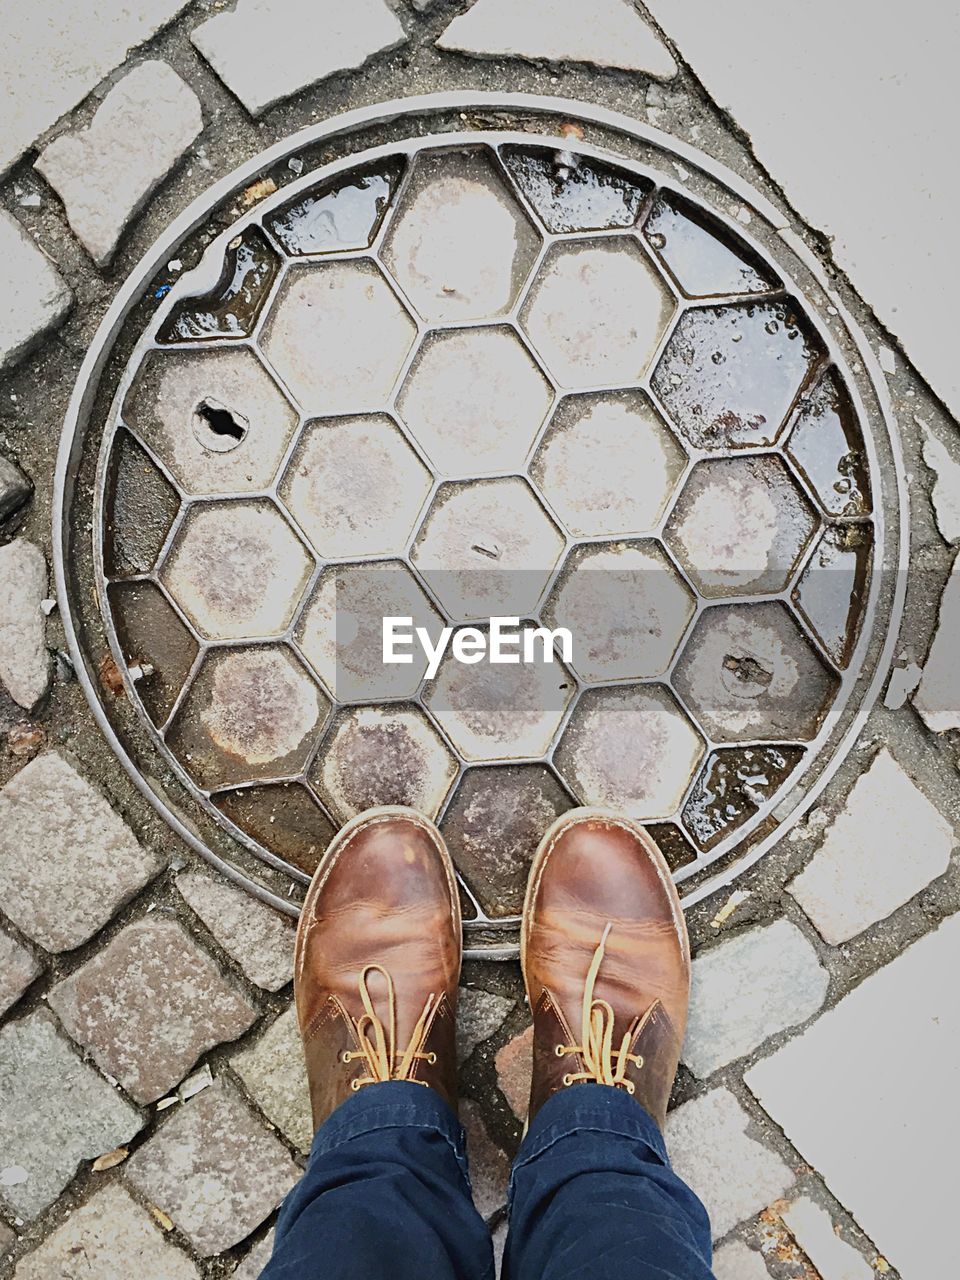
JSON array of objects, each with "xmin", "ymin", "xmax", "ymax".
[{"xmin": 56, "ymin": 97, "xmax": 903, "ymax": 957}]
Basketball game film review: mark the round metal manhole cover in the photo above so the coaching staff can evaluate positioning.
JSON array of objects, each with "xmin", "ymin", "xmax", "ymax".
[{"xmin": 56, "ymin": 95, "xmax": 904, "ymax": 957}]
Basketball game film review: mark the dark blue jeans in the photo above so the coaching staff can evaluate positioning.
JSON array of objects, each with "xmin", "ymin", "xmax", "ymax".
[{"xmin": 262, "ymin": 1080, "xmax": 714, "ymax": 1279}]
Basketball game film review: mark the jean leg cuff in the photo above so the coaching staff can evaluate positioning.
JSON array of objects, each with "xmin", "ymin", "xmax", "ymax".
[
  {"xmin": 310, "ymin": 1081, "xmax": 470, "ymax": 1182},
  {"xmin": 509, "ymin": 1083, "xmax": 669, "ymax": 1198}
]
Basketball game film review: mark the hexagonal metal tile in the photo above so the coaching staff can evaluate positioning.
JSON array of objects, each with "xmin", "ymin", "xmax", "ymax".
[
  {"xmin": 652, "ymin": 301, "xmax": 822, "ymax": 450},
  {"xmin": 280, "ymin": 415, "xmax": 432, "ymax": 559},
  {"xmin": 643, "ymin": 191, "xmax": 775, "ymax": 298},
  {"xmin": 312, "ymin": 704, "xmax": 457, "ymax": 822},
  {"xmin": 261, "ymin": 259, "xmax": 417, "ymax": 413},
  {"xmin": 424, "ymin": 632, "xmax": 575, "ymax": 761},
  {"xmin": 411, "ymin": 478, "xmax": 564, "ymax": 621},
  {"xmin": 543, "ymin": 539, "xmax": 695, "ymax": 681},
  {"xmin": 168, "ymin": 645, "xmax": 329, "ymax": 790},
  {"xmin": 521, "ymin": 238, "xmax": 675, "ymax": 389},
  {"xmin": 555, "ymin": 684, "xmax": 705, "ymax": 818},
  {"xmin": 665, "ymin": 454, "xmax": 819, "ymax": 598},
  {"xmin": 440, "ymin": 763, "xmax": 574, "ymax": 918},
  {"xmin": 296, "ymin": 561, "xmax": 444, "ymax": 700},
  {"xmin": 397, "ymin": 325, "xmax": 553, "ymax": 475},
  {"xmin": 161, "ymin": 500, "xmax": 313, "ymax": 641},
  {"xmin": 382, "ymin": 149, "xmax": 541, "ymax": 323},
  {"xmin": 122, "ymin": 347, "xmax": 299, "ymax": 495},
  {"xmin": 530, "ymin": 390, "xmax": 687, "ymax": 537},
  {"xmin": 673, "ymin": 601, "xmax": 840, "ymax": 742}
]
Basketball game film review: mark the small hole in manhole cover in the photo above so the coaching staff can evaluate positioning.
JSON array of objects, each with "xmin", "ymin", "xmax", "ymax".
[
  {"xmin": 59, "ymin": 102, "xmax": 902, "ymax": 956},
  {"xmin": 192, "ymin": 398, "xmax": 248, "ymax": 452}
]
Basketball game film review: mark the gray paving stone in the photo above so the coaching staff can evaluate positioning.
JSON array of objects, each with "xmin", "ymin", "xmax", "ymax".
[
  {"xmin": 437, "ymin": 0, "xmax": 677, "ymax": 76},
  {"xmin": 746, "ymin": 912, "xmax": 960, "ymax": 1279},
  {"xmin": 788, "ymin": 749, "xmax": 955, "ymax": 944},
  {"xmin": 234, "ymin": 1229, "xmax": 275, "ymax": 1278},
  {"xmin": 0, "ymin": 752, "xmax": 161, "ymax": 952},
  {"xmin": 0, "ymin": 1010, "xmax": 143, "ymax": 1221},
  {"xmin": 125, "ymin": 1078, "xmax": 298, "ymax": 1256},
  {"xmin": 0, "ymin": 540, "xmax": 50, "ymax": 710},
  {"xmin": 35, "ymin": 62, "xmax": 202, "ymax": 268},
  {"xmin": 0, "ymin": 210, "xmax": 70, "ymax": 372},
  {"xmin": 232, "ymin": 1006, "xmax": 312, "ymax": 1154},
  {"xmin": 457, "ymin": 987, "xmax": 513, "ymax": 1065},
  {"xmin": 921, "ymin": 424, "xmax": 960, "ymax": 545},
  {"xmin": 0, "ymin": 0, "xmax": 189, "ymax": 173},
  {"xmin": 461, "ymin": 1100, "xmax": 509, "ymax": 1222},
  {"xmin": 0, "ymin": 1221, "xmax": 14, "ymax": 1257},
  {"xmin": 642, "ymin": 0, "xmax": 960, "ymax": 421},
  {"xmin": 780, "ymin": 1196, "xmax": 874, "ymax": 1280},
  {"xmin": 494, "ymin": 1023, "xmax": 533, "ymax": 1120},
  {"xmin": 665, "ymin": 1089, "xmax": 793, "ymax": 1241},
  {"xmin": 683, "ymin": 919, "xmax": 828, "ymax": 1078},
  {"xmin": 0, "ymin": 456, "xmax": 31, "ymax": 523},
  {"xmin": 176, "ymin": 870, "xmax": 295, "ymax": 991},
  {"xmin": 13, "ymin": 1182, "xmax": 200, "ymax": 1280},
  {"xmin": 914, "ymin": 552, "xmax": 960, "ymax": 733},
  {"xmin": 49, "ymin": 916, "xmax": 258, "ymax": 1104},
  {"xmin": 192, "ymin": 0, "xmax": 407, "ymax": 116},
  {"xmin": 0, "ymin": 928, "xmax": 40, "ymax": 1016},
  {"xmin": 713, "ymin": 1240, "xmax": 770, "ymax": 1279}
]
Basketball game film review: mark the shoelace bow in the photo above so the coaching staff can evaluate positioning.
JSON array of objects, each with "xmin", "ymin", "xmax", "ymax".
[
  {"xmin": 555, "ymin": 922, "xmax": 659, "ymax": 1095},
  {"xmin": 341, "ymin": 964, "xmax": 438, "ymax": 1090}
]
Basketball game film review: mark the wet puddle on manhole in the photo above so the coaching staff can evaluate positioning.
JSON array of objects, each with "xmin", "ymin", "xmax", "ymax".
[{"xmin": 58, "ymin": 101, "xmax": 901, "ymax": 955}]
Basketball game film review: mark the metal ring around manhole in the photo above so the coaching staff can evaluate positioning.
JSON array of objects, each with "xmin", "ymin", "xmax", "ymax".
[{"xmin": 54, "ymin": 94, "xmax": 905, "ymax": 959}]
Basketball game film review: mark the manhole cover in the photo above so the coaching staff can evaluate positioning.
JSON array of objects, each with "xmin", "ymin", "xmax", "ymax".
[{"xmin": 56, "ymin": 95, "xmax": 904, "ymax": 957}]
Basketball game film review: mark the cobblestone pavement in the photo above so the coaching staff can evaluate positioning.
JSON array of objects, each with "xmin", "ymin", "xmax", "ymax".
[{"xmin": 1, "ymin": 3, "xmax": 958, "ymax": 1279}]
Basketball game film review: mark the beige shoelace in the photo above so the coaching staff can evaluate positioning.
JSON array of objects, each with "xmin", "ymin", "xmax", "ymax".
[
  {"xmin": 341, "ymin": 965, "xmax": 437, "ymax": 1091},
  {"xmin": 555, "ymin": 923, "xmax": 658, "ymax": 1095}
]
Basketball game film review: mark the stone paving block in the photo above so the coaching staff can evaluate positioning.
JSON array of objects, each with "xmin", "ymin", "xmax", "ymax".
[
  {"xmin": 921, "ymin": 425, "xmax": 960, "ymax": 545},
  {"xmin": 0, "ymin": 540, "xmax": 50, "ymax": 710},
  {"xmin": 125, "ymin": 1078, "xmax": 298, "ymax": 1256},
  {"xmin": 746, "ymin": 912, "xmax": 960, "ymax": 1278},
  {"xmin": 642, "ymin": 0, "xmax": 960, "ymax": 422},
  {"xmin": 36, "ymin": 62, "xmax": 202, "ymax": 268},
  {"xmin": 665, "ymin": 1089, "xmax": 794, "ymax": 1241},
  {"xmin": 457, "ymin": 987, "xmax": 514, "ymax": 1065},
  {"xmin": 0, "ymin": 0, "xmax": 189, "ymax": 173},
  {"xmin": 192, "ymin": 0, "xmax": 407, "ymax": 116},
  {"xmin": 0, "ymin": 210, "xmax": 71, "ymax": 373},
  {"xmin": 494, "ymin": 1023, "xmax": 534, "ymax": 1121},
  {"xmin": 235, "ymin": 1229, "xmax": 275, "ymax": 1278},
  {"xmin": 13, "ymin": 1182, "xmax": 200, "ymax": 1280},
  {"xmin": 683, "ymin": 919, "xmax": 828, "ymax": 1078},
  {"xmin": 0, "ymin": 753, "xmax": 161, "ymax": 952},
  {"xmin": 914, "ymin": 551, "xmax": 960, "ymax": 732},
  {"xmin": 0, "ymin": 1010, "xmax": 143, "ymax": 1221},
  {"xmin": 0, "ymin": 455, "xmax": 31, "ymax": 523},
  {"xmin": 0, "ymin": 928, "xmax": 40, "ymax": 1016},
  {"xmin": 713, "ymin": 1240, "xmax": 770, "ymax": 1279},
  {"xmin": 49, "ymin": 916, "xmax": 258, "ymax": 1104},
  {"xmin": 788, "ymin": 749, "xmax": 955, "ymax": 944},
  {"xmin": 437, "ymin": 0, "xmax": 677, "ymax": 77},
  {"xmin": 232, "ymin": 1006, "xmax": 312, "ymax": 1154},
  {"xmin": 780, "ymin": 1196, "xmax": 874, "ymax": 1280},
  {"xmin": 461, "ymin": 1100, "xmax": 510, "ymax": 1222},
  {"xmin": 176, "ymin": 870, "xmax": 295, "ymax": 992}
]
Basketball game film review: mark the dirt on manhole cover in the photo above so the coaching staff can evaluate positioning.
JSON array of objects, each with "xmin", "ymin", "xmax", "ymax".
[{"xmin": 56, "ymin": 97, "xmax": 903, "ymax": 957}]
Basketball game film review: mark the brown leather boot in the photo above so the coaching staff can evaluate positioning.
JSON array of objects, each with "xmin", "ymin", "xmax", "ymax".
[
  {"xmin": 521, "ymin": 808, "xmax": 690, "ymax": 1130},
  {"xmin": 294, "ymin": 806, "xmax": 462, "ymax": 1131}
]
